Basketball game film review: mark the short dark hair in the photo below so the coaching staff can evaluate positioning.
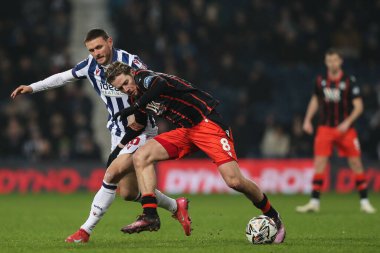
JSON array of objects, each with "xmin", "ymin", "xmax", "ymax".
[
  {"xmin": 84, "ymin": 28, "xmax": 110, "ymax": 43},
  {"xmin": 106, "ymin": 61, "xmax": 133, "ymax": 83},
  {"xmin": 325, "ymin": 48, "xmax": 343, "ymax": 58}
]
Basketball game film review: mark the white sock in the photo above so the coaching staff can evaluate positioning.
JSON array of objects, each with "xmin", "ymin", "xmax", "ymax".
[
  {"xmin": 81, "ymin": 181, "xmax": 117, "ymax": 234},
  {"xmin": 360, "ymin": 198, "xmax": 370, "ymax": 206},
  {"xmin": 134, "ymin": 189, "xmax": 178, "ymax": 214},
  {"xmin": 155, "ymin": 189, "xmax": 178, "ymax": 213},
  {"xmin": 310, "ymin": 198, "xmax": 320, "ymax": 205}
]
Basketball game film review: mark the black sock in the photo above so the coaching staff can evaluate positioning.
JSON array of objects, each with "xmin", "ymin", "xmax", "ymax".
[
  {"xmin": 311, "ymin": 174, "xmax": 323, "ymax": 199},
  {"xmin": 141, "ymin": 194, "xmax": 158, "ymax": 216},
  {"xmin": 253, "ymin": 193, "xmax": 279, "ymax": 219},
  {"xmin": 355, "ymin": 173, "xmax": 368, "ymax": 199}
]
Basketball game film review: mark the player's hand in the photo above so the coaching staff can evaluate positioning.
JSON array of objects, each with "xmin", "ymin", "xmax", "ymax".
[
  {"xmin": 337, "ymin": 120, "xmax": 351, "ymax": 133},
  {"xmin": 303, "ymin": 120, "xmax": 313, "ymax": 135},
  {"xmin": 10, "ymin": 85, "xmax": 33, "ymax": 99},
  {"xmin": 126, "ymin": 114, "xmax": 144, "ymax": 131},
  {"xmin": 112, "ymin": 107, "xmax": 136, "ymax": 122},
  {"xmin": 129, "ymin": 122, "xmax": 144, "ymax": 131}
]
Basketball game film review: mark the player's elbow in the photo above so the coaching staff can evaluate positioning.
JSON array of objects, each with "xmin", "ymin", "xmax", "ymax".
[{"xmin": 353, "ymin": 98, "xmax": 364, "ymax": 115}]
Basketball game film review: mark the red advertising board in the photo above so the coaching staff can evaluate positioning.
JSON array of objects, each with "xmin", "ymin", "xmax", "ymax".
[
  {"xmin": 334, "ymin": 167, "xmax": 380, "ymax": 193},
  {"xmin": 0, "ymin": 159, "xmax": 379, "ymax": 194},
  {"xmin": 0, "ymin": 168, "xmax": 105, "ymax": 194},
  {"xmin": 157, "ymin": 159, "xmax": 329, "ymax": 194}
]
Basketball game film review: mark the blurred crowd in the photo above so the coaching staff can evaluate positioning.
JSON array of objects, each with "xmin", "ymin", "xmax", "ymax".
[
  {"xmin": 0, "ymin": 0, "xmax": 101, "ymax": 162},
  {"xmin": 1, "ymin": 0, "xmax": 380, "ymax": 162},
  {"xmin": 109, "ymin": 0, "xmax": 380, "ymax": 160}
]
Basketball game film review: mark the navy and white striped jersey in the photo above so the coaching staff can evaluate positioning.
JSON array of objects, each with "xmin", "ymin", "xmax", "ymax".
[{"xmin": 72, "ymin": 48, "xmax": 156, "ymax": 137}]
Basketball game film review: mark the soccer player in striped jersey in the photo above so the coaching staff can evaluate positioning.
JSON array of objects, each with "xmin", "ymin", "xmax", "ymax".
[
  {"xmin": 10, "ymin": 28, "xmax": 191, "ymax": 242},
  {"xmin": 105, "ymin": 61, "xmax": 286, "ymax": 243},
  {"xmin": 296, "ymin": 48, "xmax": 376, "ymax": 214}
]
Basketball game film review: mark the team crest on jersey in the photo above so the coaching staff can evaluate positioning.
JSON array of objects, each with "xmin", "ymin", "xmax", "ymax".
[
  {"xmin": 143, "ymin": 76, "xmax": 154, "ymax": 89},
  {"xmin": 321, "ymin": 80, "xmax": 326, "ymax": 87},
  {"xmin": 352, "ymin": 86, "xmax": 360, "ymax": 95},
  {"xmin": 339, "ymin": 81, "xmax": 346, "ymax": 89}
]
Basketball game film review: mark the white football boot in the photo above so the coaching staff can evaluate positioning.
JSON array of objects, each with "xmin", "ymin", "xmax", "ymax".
[
  {"xmin": 360, "ymin": 199, "xmax": 376, "ymax": 214},
  {"xmin": 296, "ymin": 199, "xmax": 320, "ymax": 213}
]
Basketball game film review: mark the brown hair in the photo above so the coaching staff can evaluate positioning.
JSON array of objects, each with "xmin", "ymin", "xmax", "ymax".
[
  {"xmin": 84, "ymin": 28, "xmax": 110, "ymax": 43},
  {"xmin": 325, "ymin": 48, "xmax": 343, "ymax": 58},
  {"xmin": 106, "ymin": 61, "xmax": 133, "ymax": 83}
]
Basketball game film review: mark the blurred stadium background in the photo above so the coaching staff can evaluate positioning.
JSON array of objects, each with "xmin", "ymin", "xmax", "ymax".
[{"xmin": 1, "ymin": 0, "xmax": 380, "ymax": 195}]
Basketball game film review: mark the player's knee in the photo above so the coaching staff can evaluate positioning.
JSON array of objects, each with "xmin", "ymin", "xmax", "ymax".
[
  {"xmin": 133, "ymin": 149, "xmax": 150, "ymax": 168},
  {"xmin": 104, "ymin": 170, "xmax": 117, "ymax": 183}
]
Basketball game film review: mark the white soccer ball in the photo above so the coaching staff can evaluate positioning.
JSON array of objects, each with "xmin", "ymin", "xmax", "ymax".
[{"xmin": 245, "ymin": 215, "xmax": 278, "ymax": 244}]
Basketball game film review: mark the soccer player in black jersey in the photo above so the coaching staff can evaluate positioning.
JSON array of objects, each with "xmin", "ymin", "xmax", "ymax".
[
  {"xmin": 296, "ymin": 49, "xmax": 376, "ymax": 214},
  {"xmin": 106, "ymin": 61, "xmax": 286, "ymax": 243}
]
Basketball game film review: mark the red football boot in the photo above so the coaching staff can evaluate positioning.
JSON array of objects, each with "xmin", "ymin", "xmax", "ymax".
[
  {"xmin": 172, "ymin": 197, "xmax": 192, "ymax": 236},
  {"xmin": 65, "ymin": 229, "xmax": 90, "ymax": 243}
]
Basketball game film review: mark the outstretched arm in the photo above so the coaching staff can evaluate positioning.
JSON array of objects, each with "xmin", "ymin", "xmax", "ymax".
[
  {"xmin": 10, "ymin": 70, "xmax": 76, "ymax": 99},
  {"xmin": 10, "ymin": 85, "xmax": 33, "ymax": 99}
]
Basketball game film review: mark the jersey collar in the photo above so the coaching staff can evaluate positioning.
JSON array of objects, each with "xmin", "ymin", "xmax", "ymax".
[{"xmin": 327, "ymin": 70, "xmax": 344, "ymax": 82}]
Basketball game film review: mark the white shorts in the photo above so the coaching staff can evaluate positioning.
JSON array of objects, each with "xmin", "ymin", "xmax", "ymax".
[{"xmin": 111, "ymin": 132, "xmax": 157, "ymax": 156}]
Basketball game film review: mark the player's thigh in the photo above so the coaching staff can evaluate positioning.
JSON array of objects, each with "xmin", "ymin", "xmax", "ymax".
[
  {"xmin": 104, "ymin": 153, "xmax": 134, "ymax": 183},
  {"xmin": 135, "ymin": 138, "xmax": 173, "ymax": 163},
  {"xmin": 152, "ymin": 128, "xmax": 196, "ymax": 160}
]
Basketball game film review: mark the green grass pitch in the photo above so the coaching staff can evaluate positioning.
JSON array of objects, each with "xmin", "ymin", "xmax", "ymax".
[{"xmin": 0, "ymin": 193, "xmax": 379, "ymax": 253}]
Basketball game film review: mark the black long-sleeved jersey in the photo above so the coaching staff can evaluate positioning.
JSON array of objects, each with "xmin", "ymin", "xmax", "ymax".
[{"xmin": 131, "ymin": 70, "xmax": 220, "ymax": 128}]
